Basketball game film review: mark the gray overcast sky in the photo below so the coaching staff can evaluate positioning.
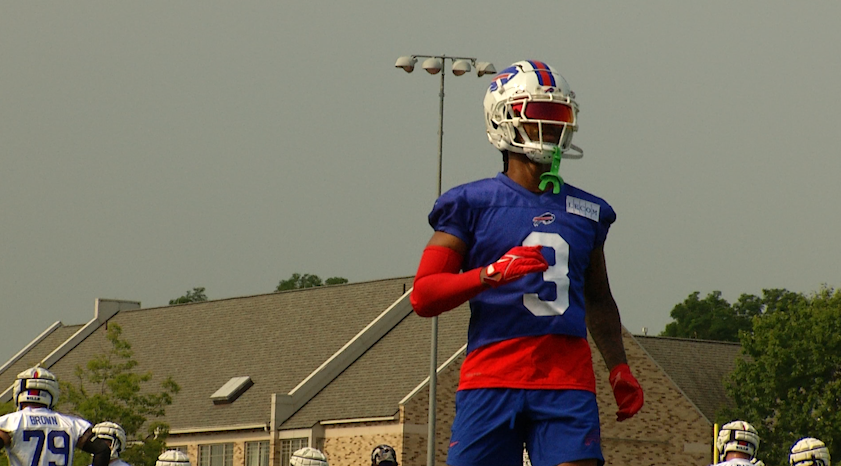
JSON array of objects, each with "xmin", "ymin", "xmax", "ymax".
[{"xmin": 3, "ymin": 2, "xmax": 841, "ymax": 362}]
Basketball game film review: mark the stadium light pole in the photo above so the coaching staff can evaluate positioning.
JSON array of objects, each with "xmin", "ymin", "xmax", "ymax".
[{"xmin": 394, "ymin": 54, "xmax": 495, "ymax": 466}]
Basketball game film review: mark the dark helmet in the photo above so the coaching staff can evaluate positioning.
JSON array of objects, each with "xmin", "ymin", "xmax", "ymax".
[{"xmin": 371, "ymin": 445, "xmax": 398, "ymax": 466}]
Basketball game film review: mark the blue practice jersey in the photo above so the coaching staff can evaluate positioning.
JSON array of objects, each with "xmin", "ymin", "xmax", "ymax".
[{"xmin": 430, "ymin": 173, "xmax": 616, "ymax": 353}]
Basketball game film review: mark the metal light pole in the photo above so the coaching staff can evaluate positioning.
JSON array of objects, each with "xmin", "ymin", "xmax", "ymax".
[{"xmin": 395, "ymin": 54, "xmax": 495, "ymax": 466}]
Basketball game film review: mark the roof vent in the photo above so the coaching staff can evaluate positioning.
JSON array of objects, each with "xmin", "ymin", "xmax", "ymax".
[{"xmin": 211, "ymin": 376, "xmax": 253, "ymax": 405}]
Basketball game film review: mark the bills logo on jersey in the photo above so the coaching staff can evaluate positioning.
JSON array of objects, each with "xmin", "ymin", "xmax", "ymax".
[
  {"xmin": 532, "ymin": 212, "xmax": 556, "ymax": 226},
  {"xmin": 488, "ymin": 66, "xmax": 518, "ymax": 92}
]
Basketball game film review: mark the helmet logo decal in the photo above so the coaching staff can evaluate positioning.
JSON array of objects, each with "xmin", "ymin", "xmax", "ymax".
[
  {"xmin": 527, "ymin": 60, "xmax": 556, "ymax": 87},
  {"xmin": 532, "ymin": 212, "xmax": 556, "ymax": 226},
  {"xmin": 489, "ymin": 66, "xmax": 519, "ymax": 92}
]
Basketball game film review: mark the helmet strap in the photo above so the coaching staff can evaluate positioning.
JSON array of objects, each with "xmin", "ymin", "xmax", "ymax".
[{"xmin": 538, "ymin": 147, "xmax": 564, "ymax": 194}]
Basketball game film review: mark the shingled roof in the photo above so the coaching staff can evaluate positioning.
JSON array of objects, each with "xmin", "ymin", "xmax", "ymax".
[
  {"xmin": 0, "ymin": 322, "xmax": 83, "ymax": 392},
  {"xmin": 634, "ymin": 335, "xmax": 743, "ymax": 422},
  {"xmin": 1, "ymin": 277, "xmax": 472, "ymax": 432}
]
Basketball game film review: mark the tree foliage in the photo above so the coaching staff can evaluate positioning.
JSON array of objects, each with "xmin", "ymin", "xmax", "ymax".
[
  {"xmin": 60, "ymin": 323, "xmax": 181, "ymax": 466},
  {"xmin": 276, "ymin": 273, "xmax": 348, "ymax": 291},
  {"xmin": 169, "ymin": 287, "xmax": 207, "ymax": 305},
  {"xmin": 660, "ymin": 289, "xmax": 804, "ymax": 342},
  {"xmin": 720, "ymin": 286, "xmax": 841, "ymax": 466}
]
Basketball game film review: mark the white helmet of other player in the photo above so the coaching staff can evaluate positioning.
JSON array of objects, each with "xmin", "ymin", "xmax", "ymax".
[
  {"xmin": 717, "ymin": 420, "xmax": 760, "ymax": 462},
  {"xmin": 156, "ymin": 450, "xmax": 191, "ymax": 466},
  {"xmin": 790, "ymin": 437, "xmax": 831, "ymax": 466},
  {"xmin": 92, "ymin": 422, "xmax": 127, "ymax": 459},
  {"xmin": 290, "ymin": 447, "xmax": 328, "ymax": 466},
  {"xmin": 14, "ymin": 366, "xmax": 60, "ymax": 409},
  {"xmin": 484, "ymin": 60, "xmax": 581, "ymax": 164}
]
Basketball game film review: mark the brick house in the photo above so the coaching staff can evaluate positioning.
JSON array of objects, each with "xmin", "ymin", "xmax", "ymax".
[{"xmin": 0, "ymin": 277, "xmax": 741, "ymax": 466}]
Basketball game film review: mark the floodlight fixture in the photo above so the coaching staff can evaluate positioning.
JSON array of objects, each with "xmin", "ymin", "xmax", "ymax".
[
  {"xmin": 451, "ymin": 60, "xmax": 471, "ymax": 76},
  {"xmin": 422, "ymin": 57, "xmax": 443, "ymax": 75},
  {"xmin": 395, "ymin": 55, "xmax": 417, "ymax": 73},
  {"xmin": 476, "ymin": 61, "xmax": 497, "ymax": 77}
]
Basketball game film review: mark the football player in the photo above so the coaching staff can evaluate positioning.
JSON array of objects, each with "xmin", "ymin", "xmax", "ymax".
[
  {"xmin": 0, "ymin": 366, "xmax": 111, "ymax": 466},
  {"xmin": 790, "ymin": 437, "xmax": 831, "ymax": 466},
  {"xmin": 371, "ymin": 444, "xmax": 398, "ymax": 466},
  {"xmin": 290, "ymin": 447, "xmax": 328, "ymax": 466},
  {"xmin": 155, "ymin": 450, "xmax": 191, "ymax": 466},
  {"xmin": 91, "ymin": 422, "xmax": 129, "ymax": 466},
  {"xmin": 410, "ymin": 59, "xmax": 644, "ymax": 466},
  {"xmin": 713, "ymin": 420, "xmax": 761, "ymax": 465}
]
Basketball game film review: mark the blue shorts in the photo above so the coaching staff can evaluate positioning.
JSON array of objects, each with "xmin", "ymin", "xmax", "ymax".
[{"xmin": 446, "ymin": 389, "xmax": 603, "ymax": 466}]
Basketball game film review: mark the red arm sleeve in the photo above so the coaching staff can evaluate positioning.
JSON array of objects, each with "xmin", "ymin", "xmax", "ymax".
[{"xmin": 410, "ymin": 245, "xmax": 487, "ymax": 317}]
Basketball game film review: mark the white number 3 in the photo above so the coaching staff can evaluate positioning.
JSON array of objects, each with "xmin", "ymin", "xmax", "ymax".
[{"xmin": 522, "ymin": 232, "xmax": 570, "ymax": 316}]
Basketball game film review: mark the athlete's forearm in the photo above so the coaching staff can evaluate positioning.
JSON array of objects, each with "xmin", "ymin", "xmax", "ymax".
[
  {"xmin": 412, "ymin": 268, "xmax": 485, "ymax": 317},
  {"xmin": 584, "ymin": 247, "xmax": 628, "ymax": 370},
  {"xmin": 81, "ymin": 436, "xmax": 111, "ymax": 466},
  {"xmin": 586, "ymin": 299, "xmax": 627, "ymax": 370},
  {"xmin": 410, "ymin": 245, "xmax": 487, "ymax": 317}
]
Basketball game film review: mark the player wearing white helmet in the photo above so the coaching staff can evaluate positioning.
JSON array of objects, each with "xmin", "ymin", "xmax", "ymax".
[
  {"xmin": 91, "ymin": 422, "xmax": 130, "ymax": 466},
  {"xmin": 0, "ymin": 366, "xmax": 111, "ymax": 466},
  {"xmin": 790, "ymin": 437, "xmax": 831, "ymax": 466},
  {"xmin": 713, "ymin": 420, "xmax": 761, "ymax": 465},
  {"xmin": 411, "ymin": 59, "xmax": 643, "ymax": 466},
  {"xmin": 290, "ymin": 447, "xmax": 328, "ymax": 466},
  {"xmin": 484, "ymin": 60, "xmax": 582, "ymax": 166},
  {"xmin": 156, "ymin": 450, "xmax": 191, "ymax": 466}
]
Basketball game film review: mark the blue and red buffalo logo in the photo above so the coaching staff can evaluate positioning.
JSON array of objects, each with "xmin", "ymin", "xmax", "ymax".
[
  {"xmin": 488, "ymin": 66, "xmax": 519, "ymax": 92},
  {"xmin": 532, "ymin": 212, "xmax": 556, "ymax": 227}
]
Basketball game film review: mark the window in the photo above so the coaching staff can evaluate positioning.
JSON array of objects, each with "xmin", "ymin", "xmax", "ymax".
[
  {"xmin": 246, "ymin": 441, "xmax": 270, "ymax": 466},
  {"xmin": 279, "ymin": 438, "xmax": 308, "ymax": 466},
  {"xmin": 199, "ymin": 443, "xmax": 234, "ymax": 466}
]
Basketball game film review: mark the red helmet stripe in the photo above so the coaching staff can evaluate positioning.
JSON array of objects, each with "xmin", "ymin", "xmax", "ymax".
[{"xmin": 527, "ymin": 60, "xmax": 556, "ymax": 87}]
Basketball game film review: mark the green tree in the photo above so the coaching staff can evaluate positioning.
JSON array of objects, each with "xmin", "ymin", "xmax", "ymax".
[
  {"xmin": 276, "ymin": 273, "xmax": 347, "ymax": 291},
  {"xmin": 61, "ymin": 324, "xmax": 181, "ymax": 466},
  {"xmin": 720, "ymin": 286, "xmax": 840, "ymax": 466},
  {"xmin": 661, "ymin": 291, "xmax": 747, "ymax": 341},
  {"xmin": 661, "ymin": 289, "xmax": 805, "ymax": 342},
  {"xmin": 169, "ymin": 287, "xmax": 207, "ymax": 305}
]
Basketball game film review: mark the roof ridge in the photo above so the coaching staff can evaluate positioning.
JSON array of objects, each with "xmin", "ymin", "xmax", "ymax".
[
  {"xmin": 123, "ymin": 276, "xmax": 416, "ymax": 313},
  {"xmin": 633, "ymin": 334, "xmax": 742, "ymax": 346}
]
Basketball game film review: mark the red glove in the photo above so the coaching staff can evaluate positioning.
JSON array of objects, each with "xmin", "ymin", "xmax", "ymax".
[
  {"xmin": 609, "ymin": 363, "xmax": 644, "ymax": 421},
  {"xmin": 480, "ymin": 245, "xmax": 548, "ymax": 288}
]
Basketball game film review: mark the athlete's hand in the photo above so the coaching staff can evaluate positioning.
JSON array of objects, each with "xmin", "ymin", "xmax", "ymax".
[
  {"xmin": 480, "ymin": 245, "xmax": 548, "ymax": 288},
  {"xmin": 609, "ymin": 363, "xmax": 644, "ymax": 421}
]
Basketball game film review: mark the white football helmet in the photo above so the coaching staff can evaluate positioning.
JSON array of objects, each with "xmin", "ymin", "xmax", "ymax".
[
  {"xmin": 156, "ymin": 450, "xmax": 191, "ymax": 466},
  {"xmin": 93, "ymin": 422, "xmax": 127, "ymax": 459},
  {"xmin": 484, "ymin": 60, "xmax": 581, "ymax": 164},
  {"xmin": 717, "ymin": 420, "xmax": 760, "ymax": 462},
  {"xmin": 290, "ymin": 447, "xmax": 328, "ymax": 466},
  {"xmin": 14, "ymin": 366, "xmax": 60, "ymax": 409},
  {"xmin": 790, "ymin": 437, "xmax": 831, "ymax": 466}
]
